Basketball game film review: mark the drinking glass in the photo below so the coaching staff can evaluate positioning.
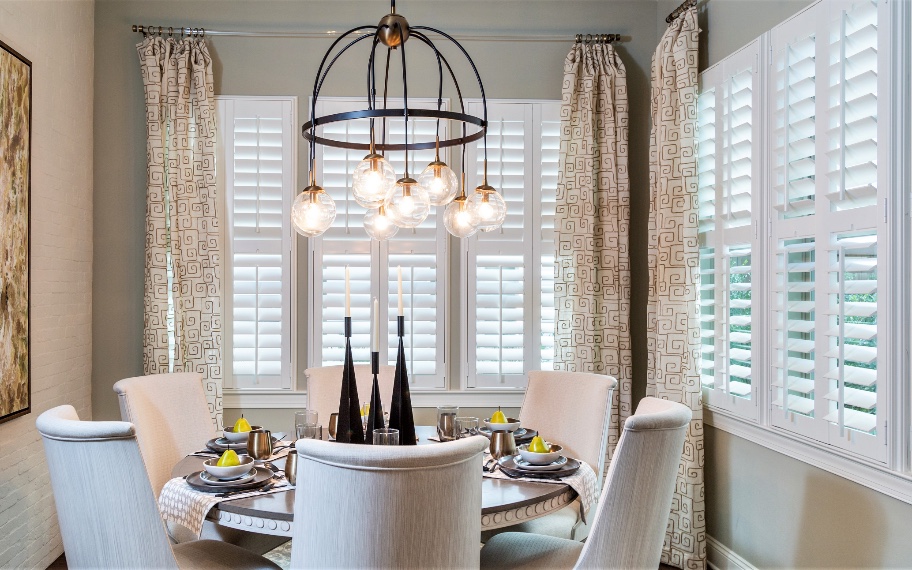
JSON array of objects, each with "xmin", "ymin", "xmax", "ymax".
[
  {"xmin": 300, "ymin": 425, "xmax": 322, "ymax": 440},
  {"xmin": 295, "ymin": 410, "xmax": 318, "ymax": 440},
  {"xmin": 455, "ymin": 416, "xmax": 479, "ymax": 438},
  {"xmin": 436, "ymin": 405, "xmax": 459, "ymax": 441},
  {"xmin": 373, "ymin": 428, "xmax": 399, "ymax": 445}
]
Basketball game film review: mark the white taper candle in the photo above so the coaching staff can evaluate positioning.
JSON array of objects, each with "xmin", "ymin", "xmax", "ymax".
[
  {"xmin": 372, "ymin": 297, "xmax": 379, "ymax": 352},
  {"xmin": 398, "ymin": 265, "xmax": 403, "ymax": 316},
  {"xmin": 345, "ymin": 265, "xmax": 351, "ymax": 318}
]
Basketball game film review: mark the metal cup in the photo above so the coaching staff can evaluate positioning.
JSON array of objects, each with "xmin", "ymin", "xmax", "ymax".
[
  {"xmin": 489, "ymin": 430, "xmax": 517, "ymax": 460},
  {"xmin": 247, "ymin": 429, "xmax": 273, "ymax": 461},
  {"xmin": 328, "ymin": 413, "xmax": 338, "ymax": 440},
  {"xmin": 437, "ymin": 405, "xmax": 459, "ymax": 441},
  {"xmin": 284, "ymin": 443, "xmax": 298, "ymax": 486}
]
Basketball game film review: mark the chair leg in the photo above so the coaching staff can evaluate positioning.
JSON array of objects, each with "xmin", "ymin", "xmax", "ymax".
[{"xmin": 569, "ymin": 501, "xmax": 585, "ymax": 541}]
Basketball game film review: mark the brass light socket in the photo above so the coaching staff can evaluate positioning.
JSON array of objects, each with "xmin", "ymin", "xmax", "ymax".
[{"xmin": 378, "ymin": 13, "xmax": 409, "ymax": 47}]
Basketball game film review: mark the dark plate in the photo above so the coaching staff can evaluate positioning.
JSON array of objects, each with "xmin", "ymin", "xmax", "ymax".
[
  {"xmin": 206, "ymin": 437, "xmax": 278, "ymax": 453},
  {"xmin": 186, "ymin": 467, "xmax": 274, "ymax": 493},
  {"xmin": 497, "ymin": 455, "xmax": 580, "ymax": 479},
  {"xmin": 477, "ymin": 427, "xmax": 538, "ymax": 443}
]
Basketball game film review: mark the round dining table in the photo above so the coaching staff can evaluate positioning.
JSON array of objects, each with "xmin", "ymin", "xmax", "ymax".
[{"xmin": 171, "ymin": 425, "xmax": 577, "ymax": 537}]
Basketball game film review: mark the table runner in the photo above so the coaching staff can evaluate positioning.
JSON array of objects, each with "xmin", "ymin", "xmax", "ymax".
[{"xmin": 483, "ymin": 455, "xmax": 598, "ymax": 523}]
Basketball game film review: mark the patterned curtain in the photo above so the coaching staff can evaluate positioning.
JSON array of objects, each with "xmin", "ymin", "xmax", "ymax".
[
  {"xmin": 555, "ymin": 42, "xmax": 631, "ymax": 459},
  {"xmin": 137, "ymin": 36, "xmax": 223, "ymax": 429},
  {"xmin": 647, "ymin": 6, "xmax": 705, "ymax": 569}
]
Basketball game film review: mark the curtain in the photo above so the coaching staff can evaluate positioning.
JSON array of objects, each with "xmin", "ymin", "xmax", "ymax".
[
  {"xmin": 138, "ymin": 36, "xmax": 223, "ymax": 429},
  {"xmin": 647, "ymin": 6, "xmax": 705, "ymax": 569},
  {"xmin": 555, "ymin": 42, "xmax": 631, "ymax": 459}
]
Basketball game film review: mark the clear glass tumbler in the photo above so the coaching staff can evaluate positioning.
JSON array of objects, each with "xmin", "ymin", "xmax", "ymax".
[
  {"xmin": 436, "ymin": 405, "xmax": 459, "ymax": 441},
  {"xmin": 373, "ymin": 427, "xmax": 399, "ymax": 445},
  {"xmin": 455, "ymin": 416, "xmax": 479, "ymax": 438},
  {"xmin": 295, "ymin": 410, "xmax": 318, "ymax": 440}
]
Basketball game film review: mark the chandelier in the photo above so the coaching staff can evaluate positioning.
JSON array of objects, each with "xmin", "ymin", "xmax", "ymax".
[{"xmin": 291, "ymin": 0, "xmax": 505, "ymax": 240}]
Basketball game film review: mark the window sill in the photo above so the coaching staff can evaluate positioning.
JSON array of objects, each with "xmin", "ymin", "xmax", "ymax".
[
  {"xmin": 224, "ymin": 389, "xmax": 526, "ymax": 409},
  {"xmin": 705, "ymin": 407, "xmax": 912, "ymax": 506}
]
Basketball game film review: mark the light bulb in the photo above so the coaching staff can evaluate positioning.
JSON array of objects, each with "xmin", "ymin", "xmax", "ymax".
[
  {"xmin": 352, "ymin": 153, "xmax": 396, "ymax": 208},
  {"xmin": 444, "ymin": 196, "xmax": 479, "ymax": 238},
  {"xmin": 364, "ymin": 205, "xmax": 399, "ymax": 241},
  {"xmin": 291, "ymin": 185, "xmax": 336, "ymax": 237},
  {"xmin": 468, "ymin": 185, "xmax": 507, "ymax": 232},
  {"xmin": 387, "ymin": 177, "xmax": 430, "ymax": 228},
  {"xmin": 418, "ymin": 161, "xmax": 459, "ymax": 206}
]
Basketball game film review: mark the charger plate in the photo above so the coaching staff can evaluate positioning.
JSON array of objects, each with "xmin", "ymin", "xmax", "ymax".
[
  {"xmin": 477, "ymin": 427, "xmax": 538, "ymax": 444},
  {"xmin": 186, "ymin": 467, "xmax": 273, "ymax": 493}
]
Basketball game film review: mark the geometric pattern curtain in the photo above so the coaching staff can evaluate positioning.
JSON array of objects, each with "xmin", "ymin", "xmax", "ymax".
[
  {"xmin": 647, "ymin": 6, "xmax": 706, "ymax": 569},
  {"xmin": 555, "ymin": 41, "xmax": 631, "ymax": 460},
  {"xmin": 137, "ymin": 36, "xmax": 223, "ymax": 429}
]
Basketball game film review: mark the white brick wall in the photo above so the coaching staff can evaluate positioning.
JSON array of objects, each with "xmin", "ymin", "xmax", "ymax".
[{"xmin": 0, "ymin": 1, "xmax": 94, "ymax": 567}]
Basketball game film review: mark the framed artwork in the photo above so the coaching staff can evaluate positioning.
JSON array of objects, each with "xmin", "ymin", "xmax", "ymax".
[{"xmin": 0, "ymin": 39, "xmax": 30, "ymax": 424}]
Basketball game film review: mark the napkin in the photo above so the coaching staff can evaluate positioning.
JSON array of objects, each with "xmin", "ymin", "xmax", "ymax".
[
  {"xmin": 482, "ymin": 455, "xmax": 599, "ymax": 523},
  {"xmin": 158, "ymin": 475, "xmax": 291, "ymax": 537}
]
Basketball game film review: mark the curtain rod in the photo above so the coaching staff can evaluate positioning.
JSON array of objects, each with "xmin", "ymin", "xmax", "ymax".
[
  {"xmin": 130, "ymin": 25, "xmax": 626, "ymax": 43},
  {"xmin": 666, "ymin": 0, "xmax": 697, "ymax": 23}
]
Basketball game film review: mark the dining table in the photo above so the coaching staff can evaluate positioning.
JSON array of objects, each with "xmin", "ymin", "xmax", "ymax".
[{"xmin": 171, "ymin": 425, "xmax": 578, "ymax": 537}]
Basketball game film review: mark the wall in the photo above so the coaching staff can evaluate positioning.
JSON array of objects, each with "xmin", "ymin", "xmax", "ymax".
[
  {"xmin": 0, "ymin": 1, "xmax": 94, "ymax": 567},
  {"xmin": 671, "ymin": 0, "xmax": 912, "ymax": 567},
  {"xmin": 92, "ymin": 0, "xmax": 661, "ymax": 421}
]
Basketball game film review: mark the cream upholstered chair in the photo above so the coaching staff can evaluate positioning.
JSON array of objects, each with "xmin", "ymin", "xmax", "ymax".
[
  {"xmin": 487, "ymin": 370, "xmax": 616, "ymax": 541},
  {"xmin": 290, "ymin": 435, "xmax": 490, "ymax": 569},
  {"xmin": 304, "ymin": 364, "xmax": 396, "ymax": 425},
  {"xmin": 36, "ymin": 405, "xmax": 281, "ymax": 570},
  {"xmin": 115, "ymin": 372, "xmax": 287, "ymax": 554},
  {"xmin": 479, "ymin": 397, "xmax": 692, "ymax": 570}
]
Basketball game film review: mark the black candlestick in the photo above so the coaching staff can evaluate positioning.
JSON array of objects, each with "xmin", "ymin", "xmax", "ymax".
[
  {"xmin": 365, "ymin": 352, "xmax": 385, "ymax": 444},
  {"xmin": 336, "ymin": 316, "xmax": 365, "ymax": 444},
  {"xmin": 388, "ymin": 315, "xmax": 417, "ymax": 445}
]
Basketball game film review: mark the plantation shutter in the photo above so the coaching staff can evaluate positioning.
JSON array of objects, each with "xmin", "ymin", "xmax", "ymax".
[
  {"xmin": 768, "ymin": 0, "xmax": 888, "ymax": 462},
  {"xmin": 538, "ymin": 104, "xmax": 561, "ymax": 371},
  {"xmin": 218, "ymin": 97, "xmax": 295, "ymax": 390},
  {"xmin": 698, "ymin": 40, "xmax": 762, "ymax": 420}
]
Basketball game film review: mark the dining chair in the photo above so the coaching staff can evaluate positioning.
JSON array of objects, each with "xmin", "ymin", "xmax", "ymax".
[
  {"xmin": 290, "ymin": 435, "xmax": 490, "ymax": 569},
  {"xmin": 303, "ymin": 364, "xmax": 396, "ymax": 427},
  {"xmin": 491, "ymin": 370, "xmax": 616, "ymax": 541},
  {"xmin": 479, "ymin": 397, "xmax": 692, "ymax": 570},
  {"xmin": 36, "ymin": 405, "xmax": 281, "ymax": 570},
  {"xmin": 114, "ymin": 372, "xmax": 286, "ymax": 554}
]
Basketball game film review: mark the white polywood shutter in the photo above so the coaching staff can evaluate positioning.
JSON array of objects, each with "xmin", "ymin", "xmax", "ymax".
[
  {"xmin": 218, "ymin": 97, "xmax": 295, "ymax": 390},
  {"xmin": 768, "ymin": 0, "xmax": 888, "ymax": 462},
  {"xmin": 698, "ymin": 40, "xmax": 761, "ymax": 421},
  {"xmin": 538, "ymin": 105, "xmax": 561, "ymax": 371},
  {"xmin": 309, "ymin": 98, "xmax": 447, "ymax": 389}
]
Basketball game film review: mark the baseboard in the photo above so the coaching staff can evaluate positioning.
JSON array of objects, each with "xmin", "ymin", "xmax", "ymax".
[{"xmin": 706, "ymin": 535, "xmax": 756, "ymax": 570}]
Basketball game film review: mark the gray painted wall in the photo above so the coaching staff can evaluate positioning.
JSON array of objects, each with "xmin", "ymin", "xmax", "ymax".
[{"xmin": 92, "ymin": 0, "xmax": 660, "ymax": 421}]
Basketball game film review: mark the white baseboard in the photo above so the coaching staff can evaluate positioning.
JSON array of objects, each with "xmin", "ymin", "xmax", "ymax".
[{"xmin": 706, "ymin": 535, "xmax": 756, "ymax": 570}]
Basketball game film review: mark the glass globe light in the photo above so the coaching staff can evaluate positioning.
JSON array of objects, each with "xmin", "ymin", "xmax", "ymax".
[
  {"xmin": 444, "ymin": 195, "xmax": 480, "ymax": 238},
  {"xmin": 352, "ymin": 153, "xmax": 396, "ymax": 208},
  {"xmin": 363, "ymin": 204, "xmax": 399, "ymax": 241},
  {"xmin": 417, "ymin": 160, "xmax": 459, "ymax": 206},
  {"xmin": 387, "ymin": 177, "xmax": 430, "ymax": 228},
  {"xmin": 468, "ymin": 184, "xmax": 507, "ymax": 232},
  {"xmin": 291, "ymin": 185, "xmax": 336, "ymax": 237}
]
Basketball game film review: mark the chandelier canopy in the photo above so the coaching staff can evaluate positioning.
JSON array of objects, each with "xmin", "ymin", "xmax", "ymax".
[{"xmin": 292, "ymin": 0, "xmax": 504, "ymax": 239}]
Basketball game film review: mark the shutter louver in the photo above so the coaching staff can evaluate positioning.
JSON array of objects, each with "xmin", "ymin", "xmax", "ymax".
[
  {"xmin": 540, "ymin": 114, "xmax": 560, "ymax": 370},
  {"xmin": 726, "ymin": 246, "xmax": 753, "ymax": 397},
  {"xmin": 697, "ymin": 88, "xmax": 717, "ymax": 232},
  {"xmin": 320, "ymin": 254, "xmax": 373, "ymax": 366},
  {"xmin": 699, "ymin": 244, "xmax": 717, "ymax": 389},
  {"xmin": 474, "ymin": 254, "xmax": 525, "ymax": 378},
  {"xmin": 723, "ymin": 72, "xmax": 754, "ymax": 228}
]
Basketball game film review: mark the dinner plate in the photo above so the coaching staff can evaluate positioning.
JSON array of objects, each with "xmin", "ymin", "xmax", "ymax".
[
  {"xmin": 477, "ymin": 427, "xmax": 538, "ymax": 443},
  {"xmin": 186, "ymin": 467, "xmax": 274, "ymax": 493},
  {"xmin": 497, "ymin": 455, "xmax": 580, "ymax": 479},
  {"xmin": 199, "ymin": 468, "xmax": 258, "ymax": 486},
  {"xmin": 206, "ymin": 436, "xmax": 279, "ymax": 453},
  {"xmin": 513, "ymin": 455, "xmax": 568, "ymax": 471}
]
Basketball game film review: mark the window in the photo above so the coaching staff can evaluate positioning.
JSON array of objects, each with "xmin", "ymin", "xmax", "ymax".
[
  {"xmin": 699, "ymin": 0, "xmax": 900, "ymax": 473},
  {"xmin": 463, "ymin": 100, "xmax": 561, "ymax": 389},
  {"xmin": 217, "ymin": 96, "xmax": 297, "ymax": 390}
]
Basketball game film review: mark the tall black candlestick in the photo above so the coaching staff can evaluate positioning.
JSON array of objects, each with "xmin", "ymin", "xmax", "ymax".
[
  {"xmin": 337, "ymin": 316, "xmax": 365, "ymax": 444},
  {"xmin": 388, "ymin": 315, "xmax": 417, "ymax": 445},
  {"xmin": 365, "ymin": 352, "xmax": 385, "ymax": 444}
]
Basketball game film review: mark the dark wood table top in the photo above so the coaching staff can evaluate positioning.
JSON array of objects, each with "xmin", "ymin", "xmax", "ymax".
[{"xmin": 172, "ymin": 426, "xmax": 572, "ymax": 522}]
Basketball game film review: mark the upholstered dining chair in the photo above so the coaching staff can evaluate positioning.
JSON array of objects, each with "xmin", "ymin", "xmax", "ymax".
[
  {"xmin": 36, "ymin": 405, "xmax": 281, "ymax": 570},
  {"xmin": 303, "ymin": 364, "xmax": 396, "ymax": 427},
  {"xmin": 115, "ymin": 372, "xmax": 286, "ymax": 554},
  {"xmin": 479, "ymin": 397, "xmax": 692, "ymax": 570},
  {"xmin": 290, "ymin": 435, "xmax": 490, "ymax": 569},
  {"xmin": 487, "ymin": 370, "xmax": 616, "ymax": 541}
]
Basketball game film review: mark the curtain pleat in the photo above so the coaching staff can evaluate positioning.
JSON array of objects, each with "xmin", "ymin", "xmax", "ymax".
[
  {"xmin": 555, "ymin": 42, "xmax": 631, "ymax": 460},
  {"xmin": 138, "ymin": 37, "xmax": 223, "ymax": 429},
  {"xmin": 647, "ymin": 7, "xmax": 706, "ymax": 569}
]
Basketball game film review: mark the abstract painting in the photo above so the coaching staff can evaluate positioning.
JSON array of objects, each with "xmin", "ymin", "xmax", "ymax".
[{"xmin": 0, "ymin": 40, "xmax": 30, "ymax": 424}]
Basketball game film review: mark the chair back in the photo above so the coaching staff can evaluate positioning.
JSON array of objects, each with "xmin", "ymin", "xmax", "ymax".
[
  {"xmin": 304, "ymin": 365, "xmax": 396, "ymax": 428},
  {"xmin": 36, "ymin": 405, "xmax": 178, "ymax": 569},
  {"xmin": 575, "ymin": 397, "xmax": 692, "ymax": 570},
  {"xmin": 290, "ymin": 435, "xmax": 489, "ymax": 569},
  {"xmin": 114, "ymin": 372, "xmax": 217, "ymax": 496},
  {"xmin": 519, "ymin": 371, "xmax": 617, "ymax": 485}
]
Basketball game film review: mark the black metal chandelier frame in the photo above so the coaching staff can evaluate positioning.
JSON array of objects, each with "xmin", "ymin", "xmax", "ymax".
[{"xmin": 300, "ymin": 0, "xmax": 489, "ymax": 175}]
